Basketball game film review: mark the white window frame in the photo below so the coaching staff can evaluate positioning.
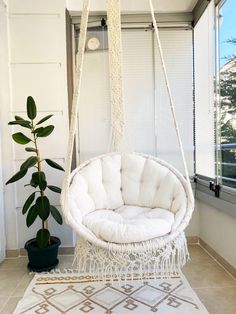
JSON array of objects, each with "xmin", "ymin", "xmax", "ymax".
[{"xmin": 194, "ymin": 0, "xmax": 236, "ymax": 214}]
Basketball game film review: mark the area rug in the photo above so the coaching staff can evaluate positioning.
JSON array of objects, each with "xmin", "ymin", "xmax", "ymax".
[{"xmin": 14, "ymin": 272, "xmax": 209, "ymax": 313}]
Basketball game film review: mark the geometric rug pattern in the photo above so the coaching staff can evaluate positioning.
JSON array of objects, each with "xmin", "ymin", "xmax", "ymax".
[{"xmin": 13, "ymin": 272, "xmax": 209, "ymax": 313}]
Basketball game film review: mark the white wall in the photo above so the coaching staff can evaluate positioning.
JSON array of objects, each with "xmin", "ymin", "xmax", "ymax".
[
  {"xmin": 186, "ymin": 199, "xmax": 200, "ymax": 237},
  {"xmin": 198, "ymin": 201, "xmax": 236, "ymax": 269},
  {"xmin": 2, "ymin": 0, "xmax": 73, "ymax": 251},
  {"xmin": 0, "ymin": 0, "xmax": 10, "ymax": 259}
]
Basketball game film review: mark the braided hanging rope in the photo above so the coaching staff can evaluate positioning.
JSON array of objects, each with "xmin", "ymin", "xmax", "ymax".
[
  {"xmin": 61, "ymin": 0, "xmax": 90, "ymax": 221},
  {"xmin": 107, "ymin": 0, "xmax": 125, "ymax": 151},
  {"xmin": 149, "ymin": 0, "xmax": 193, "ymax": 201}
]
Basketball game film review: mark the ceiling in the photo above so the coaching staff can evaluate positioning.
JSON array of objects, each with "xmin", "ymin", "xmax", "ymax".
[{"xmin": 67, "ymin": 0, "xmax": 200, "ymax": 14}]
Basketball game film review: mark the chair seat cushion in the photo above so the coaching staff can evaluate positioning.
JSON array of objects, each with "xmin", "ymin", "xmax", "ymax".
[{"xmin": 82, "ymin": 206, "xmax": 175, "ymax": 244}]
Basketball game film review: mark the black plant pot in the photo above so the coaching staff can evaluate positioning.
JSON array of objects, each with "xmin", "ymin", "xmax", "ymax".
[{"xmin": 25, "ymin": 236, "xmax": 61, "ymax": 272}]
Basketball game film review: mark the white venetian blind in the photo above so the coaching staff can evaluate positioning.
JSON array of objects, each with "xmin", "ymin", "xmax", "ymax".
[
  {"xmin": 154, "ymin": 29, "xmax": 194, "ymax": 176},
  {"xmin": 79, "ymin": 50, "xmax": 110, "ymax": 162},
  {"xmin": 194, "ymin": 1, "xmax": 215, "ymax": 178},
  {"xmin": 122, "ymin": 29, "xmax": 155, "ymax": 155},
  {"xmin": 79, "ymin": 27, "xmax": 194, "ymax": 176},
  {"xmin": 79, "ymin": 28, "xmax": 155, "ymax": 162}
]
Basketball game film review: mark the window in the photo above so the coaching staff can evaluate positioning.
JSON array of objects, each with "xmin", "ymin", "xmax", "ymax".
[
  {"xmin": 194, "ymin": 0, "xmax": 236, "ymax": 210},
  {"xmin": 216, "ymin": 0, "xmax": 236, "ymax": 189}
]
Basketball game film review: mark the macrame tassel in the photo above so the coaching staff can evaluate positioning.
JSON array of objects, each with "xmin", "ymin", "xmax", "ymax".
[{"xmin": 73, "ymin": 232, "xmax": 189, "ymax": 283}]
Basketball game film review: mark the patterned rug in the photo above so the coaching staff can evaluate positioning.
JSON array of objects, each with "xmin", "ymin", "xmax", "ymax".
[{"xmin": 14, "ymin": 272, "xmax": 209, "ymax": 313}]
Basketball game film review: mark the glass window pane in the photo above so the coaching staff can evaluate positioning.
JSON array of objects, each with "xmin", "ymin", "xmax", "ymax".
[{"xmin": 218, "ymin": 0, "xmax": 236, "ymax": 188}]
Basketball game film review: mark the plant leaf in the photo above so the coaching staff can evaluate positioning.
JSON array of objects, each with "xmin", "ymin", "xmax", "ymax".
[
  {"xmin": 32, "ymin": 127, "xmax": 43, "ymax": 134},
  {"xmin": 20, "ymin": 156, "xmax": 38, "ymax": 170},
  {"xmin": 45, "ymin": 159, "xmax": 64, "ymax": 171},
  {"xmin": 50, "ymin": 205, "xmax": 63, "ymax": 225},
  {"xmin": 36, "ymin": 115, "xmax": 53, "ymax": 125},
  {"xmin": 15, "ymin": 115, "xmax": 25, "ymax": 120},
  {"xmin": 47, "ymin": 185, "xmax": 61, "ymax": 193},
  {"xmin": 8, "ymin": 120, "xmax": 31, "ymax": 129},
  {"xmin": 35, "ymin": 196, "xmax": 50, "ymax": 220},
  {"xmin": 12, "ymin": 132, "xmax": 31, "ymax": 145},
  {"xmin": 36, "ymin": 229, "xmax": 50, "ymax": 248},
  {"xmin": 22, "ymin": 192, "xmax": 35, "ymax": 215},
  {"xmin": 27, "ymin": 96, "xmax": 37, "ymax": 120},
  {"xmin": 6, "ymin": 168, "xmax": 27, "ymax": 185},
  {"xmin": 26, "ymin": 205, "xmax": 38, "ymax": 227},
  {"xmin": 36, "ymin": 125, "xmax": 54, "ymax": 137},
  {"xmin": 30, "ymin": 172, "xmax": 39, "ymax": 188},
  {"xmin": 30, "ymin": 172, "xmax": 47, "ymax": 190},
  {"xmin": 38, "ymin": 173, "xmax": 47, "ymax": 191},
  {"xmin": 25, "ymin": 147, "xmax": 37, "ymax": 153}
]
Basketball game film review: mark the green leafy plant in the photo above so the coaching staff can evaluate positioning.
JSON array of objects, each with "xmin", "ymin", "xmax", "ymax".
[{"xmin": 6, "ymin": 96, "xmax": 63, "ymax": 248}]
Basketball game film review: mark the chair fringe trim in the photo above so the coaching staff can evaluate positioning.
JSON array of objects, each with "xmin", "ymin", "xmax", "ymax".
[{"xmin": 73, "ymin": 232, "xmax": 189, "ymax": 282}]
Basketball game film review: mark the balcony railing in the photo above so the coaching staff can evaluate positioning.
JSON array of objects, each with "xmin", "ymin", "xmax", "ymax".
[{"xmin": 219, "ymin": 143, "xmax": 236, "ymax": 187}]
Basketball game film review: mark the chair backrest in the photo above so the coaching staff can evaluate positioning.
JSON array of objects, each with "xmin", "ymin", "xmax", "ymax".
[{"xmin": 68, "ymin": 153, "xmax": 187, "ymax": 218}]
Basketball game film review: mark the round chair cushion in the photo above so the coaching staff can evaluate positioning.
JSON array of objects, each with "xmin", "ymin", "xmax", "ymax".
[{"xmin": 82, "ymin": 205, "xmax": 175, "ymax": 244}]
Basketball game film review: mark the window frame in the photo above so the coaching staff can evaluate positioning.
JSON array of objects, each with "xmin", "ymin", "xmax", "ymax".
[{"xmin": 195, "ymin": 0, "xmax": 236, "ymax": 213}]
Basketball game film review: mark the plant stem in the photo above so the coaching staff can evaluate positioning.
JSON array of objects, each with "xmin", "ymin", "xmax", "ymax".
[{"xmin": 32, "ymin": 122, "xmax": 48, "ymax": 230}]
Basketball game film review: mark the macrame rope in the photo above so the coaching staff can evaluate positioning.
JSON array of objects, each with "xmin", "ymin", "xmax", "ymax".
[
  {"xmin": 107, "ymin": 0, "xmax": 125, "ymax": 151},
  {"xmin": 149, "ymin": 0, "xmax": 192, "ymax": 197},
  {"xmin": 61, "ymin": 0, "xmax": 90, "ymax": 221}
]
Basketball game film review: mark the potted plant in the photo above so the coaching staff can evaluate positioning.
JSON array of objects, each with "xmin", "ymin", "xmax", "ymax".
[{"xmin": 6, "ymin": 96, "xmax": 64, "ymax": 272}]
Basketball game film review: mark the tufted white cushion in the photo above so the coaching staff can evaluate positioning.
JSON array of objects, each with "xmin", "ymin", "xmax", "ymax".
[
  {"xmin": 68, "ymin": 153, "xmax": 187, "ymax": 242},
  {"xmin": 83, "ymin": 206, "xmax": 174, "ymax": 243}
]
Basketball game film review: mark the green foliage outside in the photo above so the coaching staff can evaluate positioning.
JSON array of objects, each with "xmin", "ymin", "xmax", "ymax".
[{"xmin": 220, "ymin": 40, "xmax": 236, "ymax": 188}]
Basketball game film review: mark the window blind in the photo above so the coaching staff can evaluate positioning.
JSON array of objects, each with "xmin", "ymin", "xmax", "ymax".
[
  {"xmin": 154, "ymin": 29, "xmax": 194, "ymax": 176},
  {"xmin": 194, "ymin": 1, "xmax": 215, "ymax": 178},
  {"xmin": 78, "ymin": 27, "xmax": 194, "ymax": 176}
]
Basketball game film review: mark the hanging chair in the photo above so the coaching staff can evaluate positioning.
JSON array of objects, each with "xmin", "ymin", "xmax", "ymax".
[{"xmin": 61, "ymin": 0, "xmax": 194, "ymax": 280}]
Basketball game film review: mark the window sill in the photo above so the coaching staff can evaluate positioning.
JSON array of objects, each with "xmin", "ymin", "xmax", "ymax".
[{"xmin": 195, "ymin": 179, "xmax": 236, "ymax": 218}]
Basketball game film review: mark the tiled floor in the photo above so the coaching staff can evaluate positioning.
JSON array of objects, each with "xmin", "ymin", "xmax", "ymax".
[{"xmin": 0, "ymin": 245, "xmax": 235, "ymax": 314}]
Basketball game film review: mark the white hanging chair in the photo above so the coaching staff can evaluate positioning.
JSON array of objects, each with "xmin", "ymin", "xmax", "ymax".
[{"xmin": 61, "ymin": 0, "xmax": 194, "ymax": 280}]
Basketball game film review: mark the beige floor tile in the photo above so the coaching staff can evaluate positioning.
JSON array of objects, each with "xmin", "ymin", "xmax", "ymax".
[
  {"xmin": 183, "ymin": 261, "xmax": 236, "ymax": 288},
  {"xmin": 188, "ymin": 245, "xmax": 215, "ymax": 263},
  {"xmin": 0, "ymin": 280, "xmax": 21, "ymax": 298},
  {"xmin": 1, "ymin": 297, "xmax": 21, "ymax": 314},
  {"xmin": 0, "ymin": 269, "xmax": 26, "ymax": 281},
  {"xmin": 0, "ymin": 297, "xmax": 8, "ymax": 312},
  {"xmin": 195, "ymin": 287, "xmax": 236, "ymax": 314},
  {"xmin": 0, "ymin": 269, "xmax": 26, "ymax": 297},
  {"xmin": 183, "ymin": 246, "xmax": 236, "ymax": 289},
  {"xmin": 12, "ymin": 273, "xmax": 34, "ymax": 297},
  {"xmin": 57, "ymin": 255, "xmax": 75, "ymax": 269},
  {"xmin": 0, "ymin": 257, "xmax": 28, "ymax": 270},
  {"xmin": 1, "ymin": 245, "xmax": 236, "ymax": 314}
]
